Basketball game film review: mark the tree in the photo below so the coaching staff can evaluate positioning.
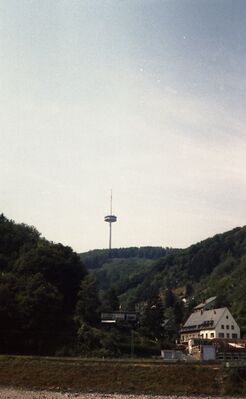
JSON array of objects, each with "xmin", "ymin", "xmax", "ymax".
[
  {"xmin": 140, "ymin": 294, "xmax": 164, "ymax": 341},
  {"xmin": 16, "ymin": 273, "xmax": 64, "ymax": 354},
  {"xmin": 107, "ymin": 287, "xmax": 120, "ymax": 311},
  {"xmin": 0, "ymin": 273, "xmax": 20, "ymax": 353},
  {"xmin": 75, "ymin": 274, "xmax": 101, "ymax": 326},
  {"xmin": 14, "ymin": 241, "xmax": 87, "ymax": 313},
  {"xmin": 185, "ymin": 283, "xmax": 193, "ymax": 297},
  {"xmin": 0, "ymin": 214, "xmax": 40, "ymax": 258},
  {"xmin": 165, "ymin": 288, "xmax": 175, "ymax": 308},
  {"xmin": 173, "ymin": 300, "xmax": 184, "ymax": 324}
]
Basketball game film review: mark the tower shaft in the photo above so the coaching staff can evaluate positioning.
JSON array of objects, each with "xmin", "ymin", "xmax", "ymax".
[
  {"xmin": 104, "ymin": 191, "xmax": 117, "ymax": 250},
  {"xmin": 109, "ymin": 221, "xmax": 112, "ymax": 250}
]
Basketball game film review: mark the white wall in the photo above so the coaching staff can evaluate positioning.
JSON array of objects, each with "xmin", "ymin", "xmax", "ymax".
[{"xmin": 215, "ymin": 309, "xmax": 240, "ymax": 339}]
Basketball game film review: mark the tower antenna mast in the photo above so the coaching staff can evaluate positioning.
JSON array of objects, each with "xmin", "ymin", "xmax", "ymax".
[{"xmin": 110, "ymin": 189, "xmax": 113, "ymax": 214}]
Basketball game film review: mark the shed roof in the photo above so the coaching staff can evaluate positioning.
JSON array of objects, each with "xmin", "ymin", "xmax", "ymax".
[{"xmin": 193, "ymin": 296, "xmax": 217, "ymax": 311}]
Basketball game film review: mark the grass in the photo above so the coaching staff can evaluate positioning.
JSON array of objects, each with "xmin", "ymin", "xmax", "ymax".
[{"xmin": 0, "ymin": 356, "xmax": 244, "ymax": 396}]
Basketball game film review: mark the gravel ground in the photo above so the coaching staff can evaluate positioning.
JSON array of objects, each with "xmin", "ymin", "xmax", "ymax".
[{"xmin": 0, "ymin": 388, "xmax": 244, "ymax": 399}]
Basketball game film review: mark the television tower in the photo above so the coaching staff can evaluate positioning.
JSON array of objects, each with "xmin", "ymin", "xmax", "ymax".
[{"xmin": 104, "ymin": 191, "xmax": 117, "ymax": 250}]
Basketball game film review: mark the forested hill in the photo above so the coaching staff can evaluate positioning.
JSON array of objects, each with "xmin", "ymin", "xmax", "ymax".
[
  {"xmin": 80, "ymin": 246, "xmax": 174, "ymax": 270},
  {"xmin": 1, "ymin": 212, "xmax": 246, "ymax": 356},
  {"xmin": 0, "ymin": 214, "xmax": 87, "ymax": 354},
  {"xmin": 80, "ymin": 226, "xmax": 246, "ymax": 331}
]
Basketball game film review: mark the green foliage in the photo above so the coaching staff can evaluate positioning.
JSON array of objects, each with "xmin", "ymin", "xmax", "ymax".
[
  {"xmin": 14, "ymin": 242, "xmax": 85, "ymax": 312},
  {"xmin": 77, "ymin": 322, "xmax": 101, "ymax": 351},
  {"xmin": 1, "ymin": 212, "xmax": 246, "ymax": 357},
  {"xmin": 165, "ymin": 288, "xmax": 175, "ymax": 307},
  {"xmin": 95, "ymin": 257, "xmax": 155, "ymax": 304},
  {"xmin": 140, "ymin": 294, "xmax": 164, "ymax": 341},
  {"xmin": 134, "ymin": 227, "xmax": 246, "ymax": 319},
  {"xmin": 105, "ymin": 287, "xmax": 120, "ymax": 311},
  {"xmin": 77, "ymin": 323, "xmax": 121, "ymax": 356},
  {"xmin": 0, "ymin": 214, "xmax": 87, "ymax": 354},
  {"xmin": 75, "ymin": 274, "xmax": 101, "ymax": 326},
  {"xmin": 80, "ymin": 246, "xmax": 173, "ymax": 270},
  {"xmin": 0, "ymin": 214, "xmax": 40, "ymax": 264},
  {"xmin": 82, "ymin": 225, "xmax": 246, "ymax": 344},
  {"xmin": 16, "ymin": 273, "xmax": 64, "ymax": 353}
]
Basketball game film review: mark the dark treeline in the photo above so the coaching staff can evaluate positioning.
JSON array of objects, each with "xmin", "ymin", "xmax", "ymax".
[
  {"xmin": 80, "ymin": 246, "xmax": 175, "ymax": 270},
  {"xmin": 0, "ymin": 214, "xmax": 89, "ymax": 355}
]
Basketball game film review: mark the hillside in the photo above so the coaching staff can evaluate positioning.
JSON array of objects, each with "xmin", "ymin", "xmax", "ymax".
[
  {"xmin": 0, "ymin": 214, "xmax": 87, "ymax": 355},
  {"xmin": 80, "ymin": 247, "xmax": 176, "ymax": 310},
  {"xmin": 81, "ymin": 226, "xmax": 246, "ymax": 332},
  {"xmin": 80, "ymin": 246, "xmax": 173, "ymax": 270},
  {"xmin": 1, "ymin": 212, "xmax": 246, "ymax": 357},
  {"xmin": 1, "ymin": 214, "xmax": 170, "ymax": 357}
]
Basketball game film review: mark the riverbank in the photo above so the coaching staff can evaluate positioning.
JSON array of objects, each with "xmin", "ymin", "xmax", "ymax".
[{"xmin": 0, "ymin": 356, "xmax": 245, "ymax": 396}]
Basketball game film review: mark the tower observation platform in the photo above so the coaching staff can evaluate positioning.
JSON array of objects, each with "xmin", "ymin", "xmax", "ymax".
[
  {"xmin": 104, "ymin": 215, "xmax": 117, "ymax": 223},
  {"xmin": 104, "ymin": 192, "xmax": 117, "ymax": 250}
]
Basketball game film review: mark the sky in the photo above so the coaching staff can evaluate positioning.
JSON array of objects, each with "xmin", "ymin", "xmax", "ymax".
[{"xmin": 0, "ymin": 0, "xmax": 246, "ymax": 252}]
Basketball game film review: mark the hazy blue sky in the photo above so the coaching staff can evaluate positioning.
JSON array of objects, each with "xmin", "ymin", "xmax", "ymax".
[{"xmin": 1, "ymin": 0, "xmax": 246, "ymax": 252}]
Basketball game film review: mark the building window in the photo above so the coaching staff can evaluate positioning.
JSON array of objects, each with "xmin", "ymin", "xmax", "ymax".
[
  {"xmin": 226, "ymin": 325, "xmax": 229, "ymax": 329},
  {"xmin": 226, "ymin": 333, "xmax": 230, "ymax": 338},
  {"xmin": 221, "ymin": 324, "xmax": 224, "ymax": 329},
  {"xmin": 210, "ymin": 333, "xmax": 214, "ymax": 338},
  {"xmin": 205, "ymin": 333, "xmax": 208, "ymax": 338},
  {"xmin": 231, "ymin": 325, "xmax": 234, "ymax": 330},
  {"xmin": 232, "ymin": 334, "xmax": 238, "ymax": 339},
  {"xmin": 219, "ymin": 333, "xmax": 224, "ymax": 338},
  {"xmin": 226, "ymin": 315, "xmax": 229, "ymax": 319}
]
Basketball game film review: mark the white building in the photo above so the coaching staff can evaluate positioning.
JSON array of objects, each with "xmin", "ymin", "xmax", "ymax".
[{"xmin": 180, "ymin": 307, "xmax": 240, "ymax": 342}]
